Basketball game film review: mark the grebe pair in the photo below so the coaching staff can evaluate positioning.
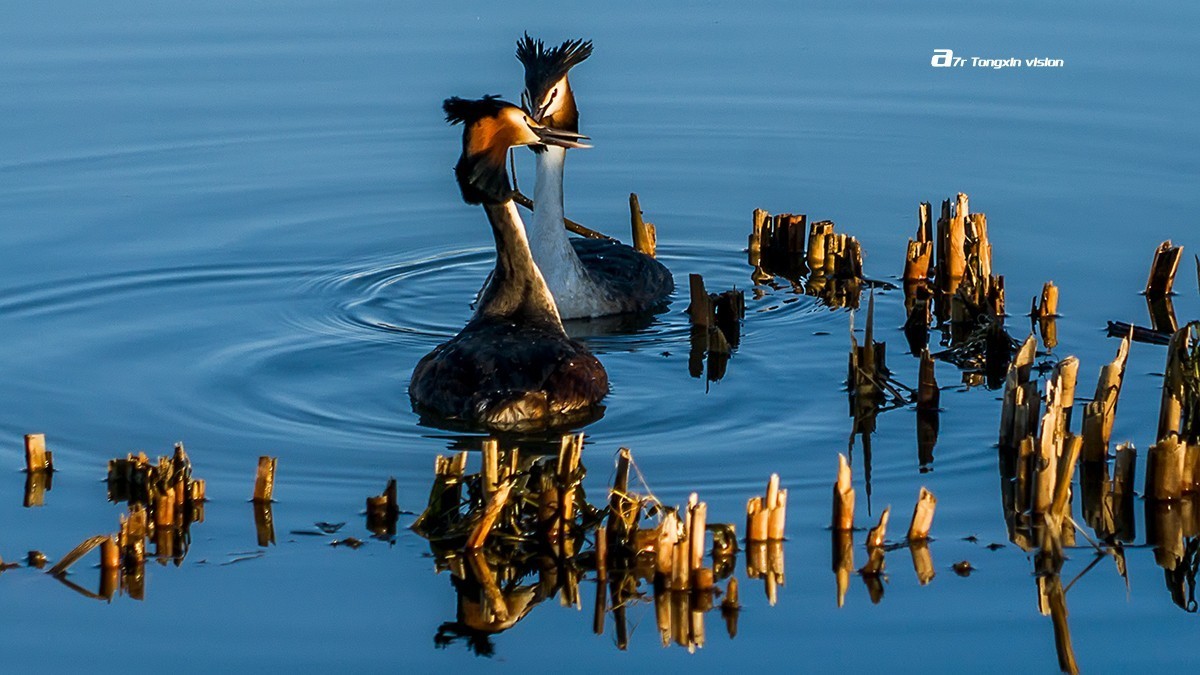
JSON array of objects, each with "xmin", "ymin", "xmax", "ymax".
[
  {"xmin": 410, "ymin": 36, "xmax": 673, "ymax": 430},
  {"xmin": 408, "ymin": 97, "xmax": 607, "ymax": 429}
]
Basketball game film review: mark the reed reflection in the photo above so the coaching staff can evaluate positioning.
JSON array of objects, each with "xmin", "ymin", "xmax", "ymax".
[
  {"xmin": 686, "ymin": 274, "xmax": 743, "ymax": 384},
  {"xmin": 413, "ymin": 434, "xmax": 785, "ymax": 655}
]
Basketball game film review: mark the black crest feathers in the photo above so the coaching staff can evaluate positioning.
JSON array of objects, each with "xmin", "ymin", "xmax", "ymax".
[
  {"xmin": 443, "ymin": 95, "xmax": 506, "ymax": 126},
  {"xmin": 515, "ymin": 34, "xmax": 593, "ymax": 95}
]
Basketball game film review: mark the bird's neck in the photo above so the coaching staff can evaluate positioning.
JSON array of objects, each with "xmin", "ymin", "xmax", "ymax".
[
  {"xmin": 529, "ymin": 146, "xmax": 593, "ymax": 291},
  {"xmin": 476, "ymin": 200, "xmax": 564, "ymax": 325}
]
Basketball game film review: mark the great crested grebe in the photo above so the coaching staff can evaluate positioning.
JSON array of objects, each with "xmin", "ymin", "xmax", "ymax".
[
  {"xmin": 515, "ymin": 35, "xmax": 674, "ymax": 320},
  {"xmin": 409, "ymin": 96, "xmax": 608, "ymax": 430}
]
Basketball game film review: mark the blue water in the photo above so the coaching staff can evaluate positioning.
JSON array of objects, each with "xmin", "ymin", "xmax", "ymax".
[{"xmin": 1, "ymin": 1, "xmax": 1198, "ymax": 671}]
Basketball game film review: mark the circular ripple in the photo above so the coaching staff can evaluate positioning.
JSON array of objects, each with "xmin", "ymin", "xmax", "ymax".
[{"xmin": 0, "ymin": 242, "xmax": 863, "ymax": 453}]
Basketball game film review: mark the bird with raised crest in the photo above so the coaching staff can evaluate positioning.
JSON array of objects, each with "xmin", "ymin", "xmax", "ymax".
[
  {"xmin": 516, "ymin": 34, "xmax": 675, "ymax": 320},
  {"xmin": 409, "ymin": 96, "xmax": 609, "ymax": 431}
]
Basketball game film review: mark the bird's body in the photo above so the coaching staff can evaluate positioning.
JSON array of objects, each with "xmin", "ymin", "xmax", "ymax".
[
  {"xmin": 518, "ymin": 36, "xmax": 674, "ymax": 320},
  {"xmin": 409, "ymin": 99, "xmax": 607, "ymax": 431},
  {"xmin": 410, "ymin": 312, "xmax": 607, "ymax": 429}
]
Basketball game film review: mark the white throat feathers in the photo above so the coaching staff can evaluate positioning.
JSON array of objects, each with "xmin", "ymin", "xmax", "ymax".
[{"xmin": 529, "ymin": 146, "xmax": 614, "ymax": 319}]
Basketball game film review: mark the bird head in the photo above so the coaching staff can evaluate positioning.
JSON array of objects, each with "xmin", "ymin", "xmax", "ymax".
[
  {"xmin": 515, "ymin": 34, "xmax": 592, "ymax": 135},
  {"xmin": 444, "ymin": 96, "xmax": 590, "ymax": 204}
]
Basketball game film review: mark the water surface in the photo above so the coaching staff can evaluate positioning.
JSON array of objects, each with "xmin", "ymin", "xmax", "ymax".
[{"xmin": 1, "ymin": 1, "xmax": 1198, "ymax": 671}]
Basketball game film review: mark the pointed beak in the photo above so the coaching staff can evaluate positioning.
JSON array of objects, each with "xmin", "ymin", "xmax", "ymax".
[
  {"xmin": 521, "ymin": 91, "xmax": 546, "ymax": 123},
  {"xmin": 532, "ymin": 124, "xmax": 591, "ymax": 149},
  {"xmin": 521, "ymin": 90, "xmax": 556, "ymax": 124}
]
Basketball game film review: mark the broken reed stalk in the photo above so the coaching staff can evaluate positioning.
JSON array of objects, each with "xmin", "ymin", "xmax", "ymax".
[
  {"xmin": 1032, "ymin": 281, "xmax": 1059, "ymax": 319},
  {"xmin": 906, "ymin": 487, "xmax": 937, "ymax": 541},
  {"xmin": 655, "ymin": 508, "xmax": 679, "ymax": 578},
  {"xmin": 24, "ymin": 433, "xmax": 53, "ymax": 473},
  {"xmin": 807, "ymin": 220, "xmax": 834, "ymax": 274},
  {"xmin": 366, "ymin": 477, "xmax": 398, "ymax": 514},
  {"xmin": 939, "ymin": 194, "xmax": 968, "ymax": 295},
  {"xmin": 101, "ymin": 536, "xmax": 120, "ymax": 570},
  {"xmin": 410, "ymin": 452, "xmax": 467, "ymax": 535},
  {"xmin": 746, "ymin": 497, "xmax": 768, "ymax": 542},
  {"xmin": 904, "ymin": 241, "xmax": 933, "ymax": 283},
  {"xmin": 481, "ymin": 438, "xmax": 500, "ymax": 501},
  {"xmin": 252, "ymin": 455, "xmax": 277, "ymax": 503},
  {"xmin": 1051, "ymin": 435, "xmax": 1083, "ymax": 518},
  {"xmin": 999, "ymin": 334, "xmax": 1039, "ymax": 449},
  {"xmin": 47, "ymin": 534, "xmax": 114, "ymax": 576},
  {"xmin": 555, "ymin": 434, "xmax": 583, "ymax": 547},
  {"xmin": 1145, "ymin": 240, "xmax": 1183, "ymax": 298},
  {"xmin": 747, "ymin": 474, "xmax": 787, "ymax": 542},
  {"xmin": 832, "ymin": 454, "xmax": 855, "ymax": 531},
  {"xmin": 903, "ymin": 202, "xmax": 934, "ymax": 283},
  {"xmin": 366, "ymin": 477, "xmax": 399, "ymax": 535},
  {"xmin": 1146, "ymin": 435, "xmax": 1186, "ymax": 501},
  {"xmin": 466, "ymin": 480, "xmax": 513, "ymax": 550},
  {"xmin": 688, "ymin": 496, "xmax": 707, "ymax": 572},
  {"xmin": 1156, "ymin": 323, "xmax": 1200, "ymax": 444},
  {"xmin": 748, "ymin": 209, "xmax": 810, "ymax": 283},
  {"xmin": 629, "ymin": 193, "xmax": 657, "ymax": 258},
  {"xmin": 688, "ymin": 274, "xmax": 712, "ymax": 329},
  {"xmin": 866, "ymin": 507, "xmax": 890, "ymax": 549},
  {"xmin": 768, "ymin": 479, "xmax": 787, "ymax": 540},
  {"xmin": 849, "ymin": 293, "xmax": 889, "ymax": 402},
  {"xmin": 1055, "ymin": 357, "xmax": 1080, "ymax": 429},
  {"xmin": 511, "ymin": 191, "xmax": 614, "ymax": 241},
  {"xmin": 1033, "ymin": 375, "xmax": 1067, "ymax": 515},
  {"xmin": 1081, "ymin": 334, "xmax": 1131, "ymax": 462},
  {"xmin": 670, "ymin": 531, "xmax": 689, "ymax": 590},
  {"xmin": 606, "ymin": 448, "xmax": 634, "ymax": 546},
  {"xmin": 595, "ymin": 525, "xmax": 608, "ymax": 581},
  {"xmin": 749, "ymin": 209, "xmax": 767, "ymax": 257}
]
